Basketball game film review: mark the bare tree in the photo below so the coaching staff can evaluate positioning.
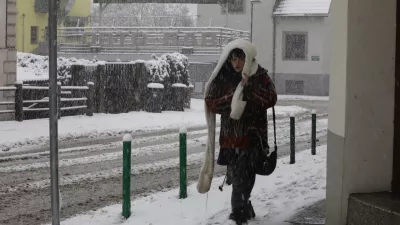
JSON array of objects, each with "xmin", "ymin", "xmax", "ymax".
[{"xmin": 92, "ymin": 3, "xmax": 195, "ymax": 27}]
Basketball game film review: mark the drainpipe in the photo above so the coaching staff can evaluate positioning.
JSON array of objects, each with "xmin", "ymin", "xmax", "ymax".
[
  {"xmin": 272, "ymin": 0, "xmax": 280, "ymax": 85},
  {"xmin": 22, "ymin": 14, "xmax": 25, "ymax": 52},
  {"xmin": 272, "ymin": 16, "xmax": 276, "ymax": 84},
  {"xmin": 225, "ymin": 3, "xmax": 229, "ymax": 27}
]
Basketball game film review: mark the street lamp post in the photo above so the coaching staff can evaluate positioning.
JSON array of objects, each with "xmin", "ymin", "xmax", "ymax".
[
  {"xmin": 250, "ymin": 0, "xmax": 262, "ymax": 42},
  {"xmin": 48, "ymin": 0, "xmax": 60, "ymax": 224},
  {"xmin": 225, "ymin": 2, "xmax": 229, "ymax": 27}
]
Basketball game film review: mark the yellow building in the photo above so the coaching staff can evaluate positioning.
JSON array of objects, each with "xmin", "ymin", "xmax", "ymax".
[{"xmin": 16, "ymin": 0, "xmax": 92, "ymax": 54}]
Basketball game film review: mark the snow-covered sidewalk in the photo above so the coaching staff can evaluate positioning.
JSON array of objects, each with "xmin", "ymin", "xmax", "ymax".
[
  {"xmin": 277, "ymin": 95, "xmax": 329, "ymax": 101},
  {"xmin": 0, "ymin": 99, "xmax": 310, "ymax": 153},
  {"xmin": 58, "ymin": 145, "xmax": 327, "ymax": 225}
]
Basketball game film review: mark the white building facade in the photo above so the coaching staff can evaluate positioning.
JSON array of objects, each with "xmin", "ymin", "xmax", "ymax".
[{"xmin": 197, "ymin": 0, "xmax": 331, "ymax": 96}]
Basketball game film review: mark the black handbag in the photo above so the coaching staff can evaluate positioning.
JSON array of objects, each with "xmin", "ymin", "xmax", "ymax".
[{"xmin": 254, "ymin": 107, "xmax": 278, "ymax": 176}]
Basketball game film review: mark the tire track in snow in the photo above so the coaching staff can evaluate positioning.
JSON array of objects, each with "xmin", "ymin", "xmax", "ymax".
[
  {"xmin": 0, "ymin": 128, "xmax": 215, "ymax": 163},
  {"xmin": 0, "ymin": 136, "xmax": 209, "ymax": 173},
  {"xmin": 0, "ymin": 118, "xmax": 328, "ymax": 194},
  {"xmin": 0, "ymin": 113, "xmax": 325, "ymax": 165},
  {"xmin": 1, "ymin": 151, "xmax": 213, "ymax": 194},
  {"xmin": 0, "ymin": 117, "xmax": 327, "ymax": 173}
]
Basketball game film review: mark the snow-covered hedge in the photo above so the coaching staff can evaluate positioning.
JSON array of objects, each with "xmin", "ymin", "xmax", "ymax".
[
  {"xmin": 145, "ymin": 52, "xmax": 190, "ymax": 86},
  {"xmin": 17, "ymin": 52, "xmax": 104, "ymax": 82},
  {"xmin": 17, "ymin": 52, "xmax": 190, "ymax": 87}
]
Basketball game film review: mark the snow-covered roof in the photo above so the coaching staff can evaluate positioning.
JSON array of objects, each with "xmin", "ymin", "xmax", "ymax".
[{"xmin": 273, "ymin": 0, "xmax": 331, "ymax": 17}]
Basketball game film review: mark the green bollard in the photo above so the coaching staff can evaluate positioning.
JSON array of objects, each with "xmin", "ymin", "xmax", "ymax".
[
  {"xmin": 290, "ymin": 113, "xmax": 295, "ymax": 164},
  {"xmin": 179, "ymin": 126, "xmax": 187, "ymax": 199},
  {"xmin": 311, "ymin": 110, "xmax": 317, "ymax": 155},
  {"xmin": 122, "ymin": 134, "xmax": 132, "ymax": 219}
]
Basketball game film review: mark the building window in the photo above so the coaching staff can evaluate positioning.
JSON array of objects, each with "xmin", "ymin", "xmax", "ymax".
[
  {"xmin": 31, "ymin": 26, "xmax": 38, "ymax": 44},
  {"xmin": 221, "ymin": 0, "xmax": 245, "ymax": 14},
  {"xmin": 35, "ymin": 0, "xmax": 49, "ymax": 13},
  {"xmin": 283, "ymin": 32, "xmax": 308, "ymax": 61}
]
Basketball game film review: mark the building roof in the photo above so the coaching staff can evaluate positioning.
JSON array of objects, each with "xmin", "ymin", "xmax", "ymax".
[{"xmin": 273, "ymin": 0, "xmax": 331, "ymax": 17}]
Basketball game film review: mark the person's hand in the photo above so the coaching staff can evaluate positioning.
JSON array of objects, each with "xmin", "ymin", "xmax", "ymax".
[{"xmin": 242, "ymin": 73, "xmax": 249, "ymax": 86}]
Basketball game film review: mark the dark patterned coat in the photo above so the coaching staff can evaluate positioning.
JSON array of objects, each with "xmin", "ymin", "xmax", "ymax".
[{"xmin": 205, "ymin": 63, "xmax": 277, "ymax": 165}]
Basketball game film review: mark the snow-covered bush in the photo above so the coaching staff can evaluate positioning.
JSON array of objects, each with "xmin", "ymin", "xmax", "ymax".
[
  {"xmin": 145, "ymin": 52, "xmax": 190, "ymax": 86},
  {"xmin": 17, "ymin": 52, "xmax": 104, "ymax": 82},
  {"xmin": 18, "ymin": 52, "xmax": 189, "ymax": 86},
  {"xmin": 145, "ymin": 54, "xmax": 170, "ymax": 84}
]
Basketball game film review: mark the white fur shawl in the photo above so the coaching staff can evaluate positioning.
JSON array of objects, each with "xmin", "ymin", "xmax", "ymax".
[{"xmin": 197, "ymin": 39, "xmax": 259, "ymax": 194}]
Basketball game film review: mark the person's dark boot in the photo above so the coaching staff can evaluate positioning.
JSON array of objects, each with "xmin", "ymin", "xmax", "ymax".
[
  {"xmin": 246, "ymin": 201, "xmax": 256, "ymax": 220},
  {"xmin": 228, "ymin": 210, "xmax": 247, "ymax": 225}
]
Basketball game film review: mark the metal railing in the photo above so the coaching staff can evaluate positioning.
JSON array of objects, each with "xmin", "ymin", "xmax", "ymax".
[
  {"xmin": 0, "ymin": 83, "xmax": 94, "ymax": 121},
  {"xmin": 57, "ymin": 26, "xmax": 250, "ymax": 55},
  {"xmin": 89, "ymin": 15, "xmax": 202, "ymax": 27}
]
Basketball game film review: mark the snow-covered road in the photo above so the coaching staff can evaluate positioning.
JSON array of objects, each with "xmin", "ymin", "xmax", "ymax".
[
  {"xmin": 0, "ymin": 118, "xmax": 327, "ymax": 224},
  {"xmin": 0, "ymin": 97, "xmax": 329, "ymax": 225}
]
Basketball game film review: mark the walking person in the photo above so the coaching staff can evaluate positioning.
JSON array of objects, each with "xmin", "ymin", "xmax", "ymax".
[{"xmin": 197, "ymin": 39, "xmax": 277, "ymax": 225}]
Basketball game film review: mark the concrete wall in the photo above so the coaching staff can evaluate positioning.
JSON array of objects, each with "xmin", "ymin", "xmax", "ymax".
[
  {"xmin": 274, "ymin": 73, "xmax": 329, "ymax": 96},
  {"xmin": 326, "ymin": 0, "xmax": 396, "ymax": 224},
  {"xmin": 0, "ymin": 0, "xmax": 17, "ymax": 121},
  {"xmin": 188, "ymin": 62, "xmax": 216, "ymax": 98}
]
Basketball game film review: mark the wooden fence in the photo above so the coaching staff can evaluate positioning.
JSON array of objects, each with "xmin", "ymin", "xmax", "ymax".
[{"xmin": 0, "ymin": 83, "xmax": 94, "ymax": 122}]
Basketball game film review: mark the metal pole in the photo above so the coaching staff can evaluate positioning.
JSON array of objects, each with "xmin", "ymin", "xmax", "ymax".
[
  {"xmin": 179, "ymin": 126, "xmax": 188, "ymax": 199},
  {"xmin": 225, "ymin": 3, "xmax": 229, "ymax": 27},
  {"xmin": 122, "ymin": 134, "xmax": 132, "ymax": 218},
  {"xmin": 250, "ymin": 2, "xmax": 253, "ymax": 42},
  {"xmin": 15, "ymin": 82, "xmax": 23, "ymax": 122},
  {"xmin": 311, "ymin": 110, "xmax": 317, "ymax": 155},
  {"xmin": 48, "ymin": 0, "xmax": 60, "ymax": 224},
  {"xmin": 22, "ymin": 14, "xmax": 25, "ymax": 52},
  {"xmin": 290, "ymin": 114, "xmax": 295, "ymax": 164}
]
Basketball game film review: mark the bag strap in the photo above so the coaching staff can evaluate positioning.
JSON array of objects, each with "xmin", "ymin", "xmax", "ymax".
[{"xmin": 272, "ymin": 107, "xmax": 277, "ymax": 151}]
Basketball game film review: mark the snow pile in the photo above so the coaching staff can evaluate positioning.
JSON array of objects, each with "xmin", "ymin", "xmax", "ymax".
[
  {"xmin": 147, "ymin": 83, "xmax": 165, "ymax": 89},
  {"xmin": 17, "ymin": 52, "xmax": 105, "ymax": 81},
  {"xmin": 58, "ymin": 145, "xmax": 327, "ymax": 225},
  {"xmin": 145, "ymin": 53, "xmax": 190, "ymax": 86}
]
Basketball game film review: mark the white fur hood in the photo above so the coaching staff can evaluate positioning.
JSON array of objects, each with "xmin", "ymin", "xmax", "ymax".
[{"xmin": 204, "ymin": 39, "xmax": 259, "ymax": 96}]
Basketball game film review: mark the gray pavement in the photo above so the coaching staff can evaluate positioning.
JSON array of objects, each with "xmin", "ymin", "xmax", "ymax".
[{"xmin": 285, "ymin": 199, "xmax": 326, "ymax": 225}]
